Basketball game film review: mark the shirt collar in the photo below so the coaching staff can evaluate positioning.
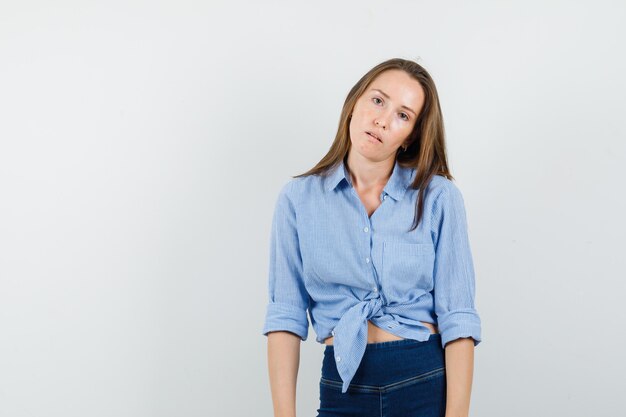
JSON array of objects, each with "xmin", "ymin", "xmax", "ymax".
[{"xmin": 325, "ymin": 158, "xmax": 415, "ymax": 201}]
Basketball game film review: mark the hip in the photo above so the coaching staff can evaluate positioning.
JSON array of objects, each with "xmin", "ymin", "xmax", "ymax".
[
  {"xmin": 317, "ymin": 335, "xmax": 446, "ymax": 416},
  {"xmin": 321, "ymin": 334, "xmax": 445, "ymax": 388}
]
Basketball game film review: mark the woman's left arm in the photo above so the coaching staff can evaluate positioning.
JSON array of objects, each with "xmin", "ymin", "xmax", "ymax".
[
  {"xmin": 429, "ymin": 182, "xmax": 482, "ymax": 417},
  {"xmin": 444, "ymin": 337, "xmax": 475, "ymax": 417}
]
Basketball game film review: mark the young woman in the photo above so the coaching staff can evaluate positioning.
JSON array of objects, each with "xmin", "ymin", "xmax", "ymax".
[{"xmin": 262, "ymin": 57, "xmax": 482, "ymax": 417}]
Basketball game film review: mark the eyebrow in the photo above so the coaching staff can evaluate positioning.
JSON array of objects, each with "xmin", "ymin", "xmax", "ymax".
[{"xmin": 369, "ymin": 88, "xmax": 418, "ymax": 116}]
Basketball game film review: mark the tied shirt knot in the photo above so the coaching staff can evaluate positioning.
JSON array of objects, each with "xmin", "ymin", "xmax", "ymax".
[{"xmin": 331, "ymin": 297, "xmax": 384, "ymax": 393}]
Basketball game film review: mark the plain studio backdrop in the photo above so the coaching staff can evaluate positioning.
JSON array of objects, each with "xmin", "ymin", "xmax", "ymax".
[{"xmin": 1, "ymin": 1, "xmax": 624, "ymax": 416}]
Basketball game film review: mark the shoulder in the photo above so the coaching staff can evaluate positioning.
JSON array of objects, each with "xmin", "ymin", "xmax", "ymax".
[
  {"xmin": 275, "ymin": 174, "xmax": 322, "ymax": 206},
  {"xmin": 425, "ymin": 175, "xmax": 463, "ymax": 201}
]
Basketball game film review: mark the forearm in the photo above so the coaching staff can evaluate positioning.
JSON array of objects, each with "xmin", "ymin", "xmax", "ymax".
[
  {"xmin": 444, "ymin": 337, "xmax": 475, "ymax": 417},
  {"xmin": 267, "ymin": 331, "xmax": 302, "ymax": 417}
]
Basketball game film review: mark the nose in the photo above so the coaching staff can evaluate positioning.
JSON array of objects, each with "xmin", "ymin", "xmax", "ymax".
[{"xmin": 375, "ymin": 114, "xmax": 389, "ymax": 129}]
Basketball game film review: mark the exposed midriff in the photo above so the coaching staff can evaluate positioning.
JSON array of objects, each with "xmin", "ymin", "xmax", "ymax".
[{"xmin": 323, "ymin": 320, "xmax": 439, "ymax": 346}]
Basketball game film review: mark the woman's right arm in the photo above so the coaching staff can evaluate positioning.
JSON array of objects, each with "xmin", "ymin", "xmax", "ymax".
[
  {"xmin": 262, "ymin": 182, "xmax": 310, "ymax": 417},
  {"xmin": 267, "ymin": 331, "xmax": 302, "ymax": 417}
]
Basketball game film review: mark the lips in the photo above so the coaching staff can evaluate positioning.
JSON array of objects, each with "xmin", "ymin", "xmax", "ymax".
[{"xmin": 366, "ymin": 131, "xmax": 382, "ymax": 143}]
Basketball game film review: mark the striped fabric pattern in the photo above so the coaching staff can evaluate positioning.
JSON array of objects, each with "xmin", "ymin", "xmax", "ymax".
[{"xmin": 262, "ymin": 158, "xmax": 482, "ymax": 394}]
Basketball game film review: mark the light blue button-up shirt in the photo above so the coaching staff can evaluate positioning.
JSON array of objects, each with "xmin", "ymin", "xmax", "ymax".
[{"xmin": 262, "ymin": 158, "xmax": 482, "ymax": 393}]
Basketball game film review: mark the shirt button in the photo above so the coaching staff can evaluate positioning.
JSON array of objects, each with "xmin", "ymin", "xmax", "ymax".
[
  {"xmin": 383, "ymin": 195, "xmax": 387, "ymax": 200},
  {"xmin": 365, "ymin": 257, "xmax": 370, "ymax": 263},
  {"xmin": 373, "ymin": 287, "xmax": 378, "ymax": 292},
  {"xmin": 363, "ymin": 226, "xmax": 369, "ymax": 233},
  {"xmin": 331, "ymin": 330, "xmax": 335, "ymax": 336},
  {"xmin": 336, "ymin": 356, "xmax": 341, "ymax": 362}
]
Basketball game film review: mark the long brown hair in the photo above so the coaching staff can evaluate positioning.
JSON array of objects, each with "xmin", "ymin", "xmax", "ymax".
[{"xmin": 294, "ymin": 57, "xmax": 454, "ymax": 232}]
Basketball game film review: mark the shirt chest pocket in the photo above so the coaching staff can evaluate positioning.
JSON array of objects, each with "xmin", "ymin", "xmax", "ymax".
[{"xmin": 381, "ymin": 242, "xmax": 435, "ymax": 297}]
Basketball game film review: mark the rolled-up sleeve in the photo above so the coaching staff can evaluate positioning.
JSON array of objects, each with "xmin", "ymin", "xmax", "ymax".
[
  {"xmin": 261, "ymin": 181, "xmax": 311, "ymax": 341},
  {"xmin": 430, "ymin": 182, "xmax": 482, "ymax": 349}
]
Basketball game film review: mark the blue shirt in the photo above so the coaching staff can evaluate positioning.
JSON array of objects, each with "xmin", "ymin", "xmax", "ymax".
[{"xmin": 261, "ymin": 158, "xmax": 482, "ymax": 393}]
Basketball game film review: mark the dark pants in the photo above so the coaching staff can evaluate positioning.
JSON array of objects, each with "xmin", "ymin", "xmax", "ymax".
[{"xmin": 317, "ymin": 334, "xmax": 446, "ymax": 417}]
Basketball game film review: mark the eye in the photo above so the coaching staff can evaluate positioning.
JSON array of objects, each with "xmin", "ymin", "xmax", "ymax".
[
  {"xmin": 372, "ymin": 97, "xmax": 383, "ymax": 105},
  {"xmin": 399, "ymin": 113, "xmax": 409, "ymax": 121}
]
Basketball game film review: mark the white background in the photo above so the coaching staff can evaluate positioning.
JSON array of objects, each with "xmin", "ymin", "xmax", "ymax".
[{"xmin": 1, "ymin": 1, "xmax": 624, "ymax": 416}]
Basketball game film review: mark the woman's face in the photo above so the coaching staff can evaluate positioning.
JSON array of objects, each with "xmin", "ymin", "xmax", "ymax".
[{"xmin": 349, "ymin": 69, "xmax": 425, "ymax": 162}]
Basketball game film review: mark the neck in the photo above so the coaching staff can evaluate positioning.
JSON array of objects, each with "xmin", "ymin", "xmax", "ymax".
[{"xmin": 345, "ymin": 151, "xmax": 395, "ymax": 190}]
